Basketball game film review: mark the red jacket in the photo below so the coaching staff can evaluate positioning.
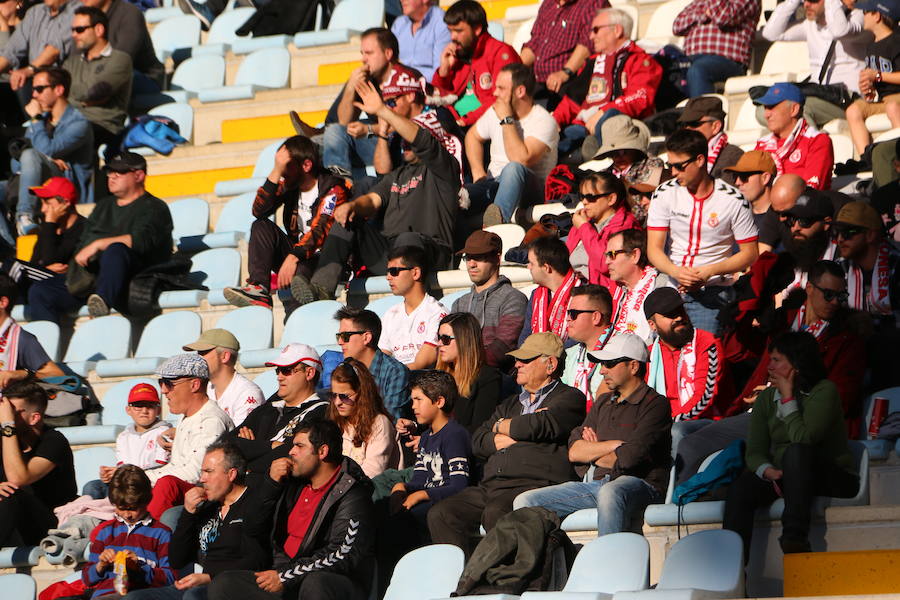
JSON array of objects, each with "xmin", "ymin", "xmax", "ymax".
[
  {"xmin": 753, "ymin": 126, "xmax": 834, "ymax": 190},
  {"xmin": 431, "ymin": 33, "xmax": 521, "ymax": 126},
  {"xmin": 566, "ymin": 206, "xmax": 638, "ymax": 287},
  {"xmin": 553, "ymin": 44, "xmax": 662, "ymax": 127}
]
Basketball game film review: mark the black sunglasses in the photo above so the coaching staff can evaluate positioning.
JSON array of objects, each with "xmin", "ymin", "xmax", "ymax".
[
  {"xmin": 811, "ymin": 283, "xmax": 848, "ymax": 304},
  {"xmin": 605, "ymin": 248, "xmax": 629, "ymax": 260},
  {"xmin": 516, "ymin": 355, "xmax": 544, "ymax": 364},
  {"xmin": 438, "ymin": 334, "xmax": 456, "ymax": 345},
  {"xmin": 779, "ymin": 213, "xmax": 820, "ymax": 229},
  {"xmin": 734, "ymin": 171, "xmax": 762, "ymax": 183},
  {"xmin": 158, "ymin": 377, "xmax": 186, "ymax": 390},
  {"xmin": 567, "ymin": 308, "xmax": 596, "ymax": 320},
  {"xmin": 335, "ymin": 330, "xmax": 366, "ymax": 343},
  {"xmin": 462, "ymin": 253, "xmax": 496, "ymax": 262},
  {"xmin": 591, "ymin": 24, "xmax": 615, "ymax": 33},
  {"xmin": 599, "ymin": 357, "xmax": 633, "ymax": 369},
  {"xmin": 831, "ymin": 226, "xmax": 866, "ymax": 240},
  {"xmin": 71, "ymin": 25, "xmax": 92, "ymax": 33},
  {"xmin": 682, "ymin": 119, "xmax": 718, "ymax": 128},
  {"xmin": 32, "ymin": 84, "xmax": 51, "ymax": 93},
  {"xmin": 580, "ymin": 192, "xmax": 612, "ymax": 203},
  {"xmin": 666, "ymin": 157, "xmax": 698, "ymax": 172},
  {"xmin": 197, "ymin": 348, "xmax": 214, "ymax": 356},
  {"xmin": 629, "ymin": 188, "xmax": 654, "ymax": 199},
  {"xmin": 274, "ymin": 364, "xmax": 305, "ymax": 376},
  {"xmin": 386, "ymin": 266, "xmax": 413, "ymax": 277}
]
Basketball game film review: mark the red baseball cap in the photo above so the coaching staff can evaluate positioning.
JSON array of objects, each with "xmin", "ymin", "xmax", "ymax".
[
  {"xmin": 128, "ymin": 383, "xmax": 161, "ymax": 405},
  {"xmin": 30, "ymin": 177, "xmax": 78, "ymax": 205}
]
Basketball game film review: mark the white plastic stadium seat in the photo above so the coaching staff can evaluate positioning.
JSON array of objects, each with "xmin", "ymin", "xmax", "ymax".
[
  {"xmin": 21, "ymin": 320, "xmax": 59, "ymax": 362},
  {"xmin": 151, "ymin": 15, "xmax": 202, "ymax": 62},
  {"xmin": 192, "ymin": 7, "xmax": 255, "ymax": 55},
  {"xmin": 636, "ymin": 0, "xmax": 691, "ymax": 53},
  {"xmin": 166, "ymin": 55, "xmax": 226, "ymax": 103},
  {"xmin": 170, "ymin": 197, "xmax": 210, "ymax": 245},
  {"xmin": 385, "ymin": 545, "xmax": 464, "ymax": 600},
  {"xmin": 158, "ymin": 248, "xmax": 242, "ymax": 307},
  {"xmin": 723, "ymin": 41, "xmax": 810, "ymax": 96},
  {"xmin": 292, "ymin": 0, "xmax": 385, "ymax": 49},
  {"xmin": 198, "ymin": 47, "xmax": 291, "ymax": 103},
  {"xmin": 214, "ymin": 139, "xmax": 284, "ymax": 197},
  {"xmin": 216, "ymin": 305, "xmax": 274, "ymax": 352}
]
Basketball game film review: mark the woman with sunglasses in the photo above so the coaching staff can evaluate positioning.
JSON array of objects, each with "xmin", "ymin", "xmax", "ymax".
[
  {"xmin": 566, "ymin": 171, "xmax": 638, "ymax": 288},
  {"xmin": 723, "ymin": 331, "xmax": 858, "ymax": 560},
  {"xmin": 434, "ymin": 312, "xmax": 502, "ymax": 434},
  {"xmin": 327, "ymin": 358, "xmax": 400, "ymax": 479}
]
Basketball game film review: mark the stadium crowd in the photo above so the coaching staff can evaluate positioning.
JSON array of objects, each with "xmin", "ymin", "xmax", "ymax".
[{"xmin": 0, "ymin": 0, "xmax": 898, "ymax": 598}]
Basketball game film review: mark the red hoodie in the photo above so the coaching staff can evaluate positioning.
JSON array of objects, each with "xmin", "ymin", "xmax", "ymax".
[{"xmin": 566, "ymin": 206, "xmax": 638, "ymax": 287}]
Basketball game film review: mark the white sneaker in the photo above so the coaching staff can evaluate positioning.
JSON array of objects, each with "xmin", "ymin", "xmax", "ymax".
[{"xmin": 16, "ymin": 213, "xmax": 36, "ymax": 236}]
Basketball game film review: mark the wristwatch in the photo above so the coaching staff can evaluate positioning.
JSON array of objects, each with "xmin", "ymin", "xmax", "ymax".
[
  {"xmin": 562, "ymin": 67, "xmax": 575, "ymax": 79},
  {"xmin": 499, "ymin": 116, "xmax": 517, "ymax": 126},
  {"xmin": 1, "ymin": 421, "xmax": 15, "ymax": 438}
]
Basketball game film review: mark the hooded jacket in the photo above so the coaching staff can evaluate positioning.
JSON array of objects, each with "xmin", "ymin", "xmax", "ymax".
[
  {"xmin": 452, "ymin": 275, "xmax": 528, "ymax": 367},
  {"xmin": 565, "ymin": 206, "xmax": 639, "ymax": 287}
]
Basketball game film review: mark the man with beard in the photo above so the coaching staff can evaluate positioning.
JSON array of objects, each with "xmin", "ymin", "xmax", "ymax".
[{"xmin": 774, "ymin": 187, "xmax": 837, "ymax": 304}]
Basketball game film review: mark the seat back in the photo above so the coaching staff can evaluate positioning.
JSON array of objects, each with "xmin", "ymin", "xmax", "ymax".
[
  {"xmin": 366, "ymin": 295, "xmax": 403, "ymax": 319},
  {"xmin": 101, "ymin": 377, "xmax": 160, "ymax": 427},
  {"xmin": 0, "ymin": 574, "xmax": 36, "ymax": 600},
  {"xmin": 384, "ymin": 544, "xmax": 464, "ymax": 600},
  {"xmin": 760, "ymin": 41, "xmax": 810, "ymax": 75},
  {"xmin": 135, "ymin": 311, "xmax": 202, "ymax": 358},
  {"xmin": 328, "ymin": 0, "xmax": 384, "ymax": 31},
  {"xmin": 564, "ymin": 532, "xmax": 650, "ymax": 593},
  {"xmin": 658, "ymin": 529, "xmax": 744, "ymax": 592},
  {"xmin": 206, "ymin": 6, "xmax": 254, "ymax": 45},
  {"xmin": 169, "ymin": 197, "xmax": 210, "ymax": 240},
  {"xmin": 74, "ymin": 446, "xmax": 116, "ymax": 493},
  {"xmin": 235, "ymin": 47, "xmax": 291, "ymax": 88},
  {"xmin": 170, "ymin": 54, "xmax": 226, "ymax": 93},
  {"xmin": 487, "ymin": 20, "xmax": 504, "ymax": 42},
  {"xmin": 253, "ymin": 369, "xmax": 278, "ymax": 398},
  {"xmin": 151, "ymin": 15, "xmax": 202, "ymax": 61},
  {"xmin": 732, "ymin": 96, "xmax": 760, "ymax": 131},
  {"xmin": 439, "ymin": 289, "xmax": 468, "ymax": 309},
  {"xmin": 214, "ymin": 192, "xmax": 256, "ymax": 235},
  {"xmin": 188, "ymin": 248, "xmax": 241, "ymax": 290},
  {"xmin": 21, "ymin": 320, "xmax": 60, "ymax": 362},
  {"xmin": 252, "ymin": 140, "xmax": 286, "ymax": 177},
  {"xmin": 860, "ymin": 387, "xmax": 900, "ymax": 438},
  {"xmin": 643, "ymin": 0, "xmax": 691, "ymax": 39},
  {"xmin": 484, "ymin": 223, "xmax": 526, "ymax": 257},
  {"xmin": 846, "ymin": 440, "xmax": 870, "ymax": 504},
  {"xmin": 148, "ymin": 102, "xmax": 194, "ymax": 143},
  {"xmin": 281, "ymin": 300, "xmax": 344, "ymax": 347},
  {"xmin": 216, "ymin": 305, "xmax": 274, "ymax": 351},
  {"xmin": 511, "ymin": 17, "xmax": 535, "ymax": 53},
  {"xmin": 64, "ymin": 315, "xmax": 131, "ymax": 363}
]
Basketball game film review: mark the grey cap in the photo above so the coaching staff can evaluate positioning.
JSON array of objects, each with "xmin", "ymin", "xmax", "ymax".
[
  {"xmin": 588, "ymin": 333, "xmax": 650, "ymax": 363},
  {"xmin": 156, "ymin": 353, "xmax": 210, "ymax": 379}
]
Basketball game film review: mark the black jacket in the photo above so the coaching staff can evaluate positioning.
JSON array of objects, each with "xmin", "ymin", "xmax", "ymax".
[
  {"xmin": 256, "ymin": 457, "xmax": 375, "ymax": 594},
  {"xmin": 473, "ymin": 381, "xmax": 586, "ymax": 490}
]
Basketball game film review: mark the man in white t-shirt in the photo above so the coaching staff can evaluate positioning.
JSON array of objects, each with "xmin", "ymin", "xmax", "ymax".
[
  {"xmin": 647, "ymin": 129, "xmax": 759, "ymax": 335},
  {"xmin": 183, "ymin": 328, "xmax": 265, "ymax": 427},
  {"xmin": 465, "ymin": 62, "xmax": 559, "ymax": 226},
  {"xmin": 378, "ymin": 245, "xmax": 448, "ymax": 369}
]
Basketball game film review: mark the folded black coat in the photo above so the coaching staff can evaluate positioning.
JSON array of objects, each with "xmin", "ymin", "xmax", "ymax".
[{"xmin": 236, "ymin": 0, "xmax": 334, "ymax": 37}]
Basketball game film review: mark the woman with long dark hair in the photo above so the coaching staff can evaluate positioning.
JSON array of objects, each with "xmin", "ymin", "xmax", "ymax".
[
  {"xmin": 327, "ymin": 358, "xmax": 399, "ymax": 478},
  {"xmin": 723, "ymin": 331, "xmax": 858, "ymax": 558}
]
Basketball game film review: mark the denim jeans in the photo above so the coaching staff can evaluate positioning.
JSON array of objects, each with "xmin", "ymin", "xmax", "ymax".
[
  {"xmin": 82, "ymin": 479, "xmax": 109, "ymax": 500},
  {"xmin": 682, "ymin": 285, "xmax": 736, "ymax": 336},
  {"xmin": 513, "ymin": 474, "xmax": 661, "ymax": 536},
  {"xmin": 465, "ymin": 162, "xmax": 544, "ymax": 223},
  {"xmin": 322, "ymin": 122, "xmax": 377, "ymax": 178},
  {"xmin": 125, "ymin": 585, "xmax": 208, "ymax": 600},
  {"xmin": 559, "ymin": 124, "xmax": 589, "ymax": 155},
  {"xmin": 16, "ymin": 148, "xmax": 64, "ymax": 216},
  {"xmin": 686, "ymin": 54, "xmax": 746, "ymax": 97}
]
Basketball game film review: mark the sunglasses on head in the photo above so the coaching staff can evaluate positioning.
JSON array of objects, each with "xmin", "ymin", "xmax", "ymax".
[
  {"xmin": 386, "ymin": 266, "xmax": 413, "ymax": 277},
  {"xmin": 32, "ymin": 84, "xmax": 51, "ymax": 93},
  {"xmin": 779, "ymin": 213, "xmax": 820, "ymax": 229},
  {"xmin": 71, "ymin": 25, "xmax": 92, "ymax": 33},
  {"xmin": 327, "ymin": 391, "xmax": 356, "ymax": 404},
  {"xmin": 666, "ymin": 157, "xmax": 698, "ymax": 172},
  {"xmin": 831, "ymin": 226, "xmax": 866, "ymax": 240},
  {"xmin": 605, "ymin": 248, "xmax": 629, "ymax": 260},
  {"xmin": 335, "ymin": 330, "xmax": 366, "ymax": 343},
  {"xmin": 580, "ymin": 191, "xmax": 612, "ymax": 203},
  {"xmin": 812, "ymin": 283, "xmax": 848, "ymax": 303},
  {"xmin": 385, "ymin": 97, "xmax": 398, "ymax": 108},
  {"xmin": 438, "ymin": 333, "xmax": 456, "ymax": 345},
  {"xmin": 598, "ymin": 356, "xmax": 633, "ymax": 369}
]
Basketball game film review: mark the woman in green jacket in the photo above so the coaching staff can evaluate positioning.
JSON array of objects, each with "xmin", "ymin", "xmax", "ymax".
[{"xmin": 723, "ymin": 331, "xmax": 858, "ymax": 559}]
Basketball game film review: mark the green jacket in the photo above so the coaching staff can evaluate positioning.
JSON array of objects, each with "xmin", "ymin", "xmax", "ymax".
[{"xmin": 746, "ymin": 380, "xmax": 855, "ymax": 478}]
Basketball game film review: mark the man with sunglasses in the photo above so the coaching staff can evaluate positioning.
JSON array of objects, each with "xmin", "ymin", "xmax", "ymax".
[
  {"xmin": 223, "ymin": 343, "xmax": 329, "ymax": 478},
  {"xmin": 677, "ymin": 96, "xmax": 743, "ymax": 183},
  {"xmin": 724, "ymin": 150, "xmax": 782, "ymax": 253},
  {"xmin": 647, "ymin": 129, "xmax": 759, "ymax": 335},
  {"xmin": 427, "ymin": 332, "xmax": 585, "ymax": 556},
  {"xmin": 561, "ymin": 284, "xmax": 615, "ymax": 410},
  {"xmin": 513, "ymin": 333, "xmax": 670, "ymax": 535}
]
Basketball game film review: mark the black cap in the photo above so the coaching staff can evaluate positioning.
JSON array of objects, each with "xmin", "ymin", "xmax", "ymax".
[
  {"xmin": 103, "ymin": 152, "xmax": 147, "ymax": 173},
  {"xmin": 786, "ymin": 188, "xmax": 833, "ymax": 221},
  {"xmin": 643, "ymin": 287, "xmax": 684, "ymax": 319}
]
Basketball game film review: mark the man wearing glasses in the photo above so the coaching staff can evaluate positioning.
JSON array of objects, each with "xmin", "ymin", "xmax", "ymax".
[
  {"xmin": 514, "ymin": 333, "xmax": 671, "ymax": 537},
  {"xmin": 561, "ymin": 284, "xmax": 615, "ymax": 410},
  {"xmin": 677, "ymin": 96, "xmax": 743, "ymax": 183},
  {"xmin": 224, "ymin": 343, "xmax": 328, "ymax": 478},
  {"xmin": 451, "ymin": 230, "xmax": 527, "ymax": 368},
  {"xmin": 724, "ymin": 151, "xmax": 782, "ymax": 254},
  {"xmin": 647, "ymin": 129, "xmax": 758, "ymax": 335},
  {"xmin": 145, "ymin": 353, "xmax": 233, "ymax": 519}
]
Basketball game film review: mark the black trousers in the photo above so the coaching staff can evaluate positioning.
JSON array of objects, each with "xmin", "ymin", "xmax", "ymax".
[
  {"xmin": 246, "ymin": 218, "xmax": 316, "ymax": 292},
  {"xmin": 723, "ymin": 443, "xmax": 859, "ymax": 560},
  {"xmin": 206, "ymin": 569, "xmax": 366, "ymax": 600},
  {"xmin": 374, "ymin": 495, "xmax": 433, "ymax": 596},
  {"xmin": 426, "ymin": 483, "xmax": 536, "ymax": 558},
  {"xmin": 674, "ymin": 412, "xmax": 751, "ymax": 485},
  {"xmin": 0, "ymin": 485, "xmax": 56, "ymax": 545}
]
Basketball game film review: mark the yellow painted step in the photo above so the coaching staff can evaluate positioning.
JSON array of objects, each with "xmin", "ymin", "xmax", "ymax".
[
  {"xmin": 318, "ymin": 61, "xmax": 357, "ymax": 86},
  {"xmin": 221, "ymin": 110, "xmax": 328, "ymax": 144},
  {"xmin": 784, "ymin": 549, "xmax": 900, "ymax": 597},
  {"xmin": 439, "ymin": 0, "xmax": 537, "ymax": 20},
  {"xmin": 145, "ymin": 166, "xmax": 254, "ymax": 198},
  {"xmin": 17, "ymin": 234, "xmax": 36, "ymax": 261}
]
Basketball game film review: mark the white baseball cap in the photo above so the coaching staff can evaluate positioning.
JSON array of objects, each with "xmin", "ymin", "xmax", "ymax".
[
  {"xmin": 588, "ymin": 333, "xmax": 649, "ymax": 363},
  {"xmin": 265, "ymin": 343, "xmax": 323, "ymax": 372}
]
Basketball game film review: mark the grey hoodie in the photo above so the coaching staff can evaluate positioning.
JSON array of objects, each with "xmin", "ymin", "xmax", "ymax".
[{"xmin": 452, "ymin": 275, "xmax": 528, "ymax": 367}]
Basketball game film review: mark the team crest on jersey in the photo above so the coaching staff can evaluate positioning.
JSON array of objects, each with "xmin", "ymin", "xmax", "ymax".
[
  {"xmin": 587, "ymin": 77, "xmax": 607, "ymax": 102},
  {"xmin": 479, "ymin": 72, "xmax": 492, "ymax": 90},
  {"xmin": 707, "ymin": 212, "xmax": 719, "ymax": 227},
  {"xmin": 789, "ymin": 150, "xmax": 802, "ymax": 163},
  {"xmin": 417, "ymin": 321, "xmax": 426, "ymax": 334},
  {"xmin": 626, "ymin": 322, "xmax": 637, "ymax": 332}
]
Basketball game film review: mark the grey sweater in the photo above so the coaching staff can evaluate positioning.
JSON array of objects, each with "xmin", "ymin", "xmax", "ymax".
[{"xmin": 452, "ymin": 275, "xmax": 527, "ymax": 367}]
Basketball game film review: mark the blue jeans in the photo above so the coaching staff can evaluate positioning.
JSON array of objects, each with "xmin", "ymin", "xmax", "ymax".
[
  {"xmin": 125, "ymin": 585, "xmax": 208, "ymax": 600},
  {"xmin": 466, "ymin": 162, "xmax": 544, "ymax": 223},
  {"xmin": 322, "ymin": 122, "xmax": 377, "ymax": 178},
  {"xmin": 16, "ymin": 147, "xmax": 64, "ymax": 216},
  {"xmin": 82, "ymin": 479, "xmax": 109, "ymax": 500},
  {"xmin": 513, "ymin": 474, "xmax": 661, "ymax": 536},
  {"xmin": 686, "ymin": 54, "xmax": 746, "ymax": 97},
  {"xmin": 682, "ymin": 285, "xmax": 736, "ymax": 336},
  {"xmin": 559, "ymin": 124, "xmax": 589, "ymax": 155}
]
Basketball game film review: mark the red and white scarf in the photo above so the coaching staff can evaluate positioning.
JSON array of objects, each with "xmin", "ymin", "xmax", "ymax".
[
  {"xmin": 647, "ymin": 329, "xmax": 698, "ymax": 410},
  {"xmin": 707, "ymin": 132, "xmax": 728, "ymax": 173},
  {"xmin": 531, "ymin": 270, "xmax": 579, "ymax": 340},
  {"xmin": 758, "ymin": 118, "xmax": 808, "ymax": 176},
  {"xmin": 791, "ymin": 304, "xmax": 829, "ymax": 339},
  {"xmin": 573, "ymin": 329, "xmax": 613, "ymax": 412},
  {"xmin": 612, "ymin": 266, "xmax": 658, "ymax": 340},
  {"xmin": 0, "ymin": 317, "xmax": 22, "ymax": 376},
  {"xmin": 847, "ymin": 241, "xmax": 892, "ymax": 315},
  {"xmin": 411, "ymin": 110, "xmax": 463, "ymax": 178}
]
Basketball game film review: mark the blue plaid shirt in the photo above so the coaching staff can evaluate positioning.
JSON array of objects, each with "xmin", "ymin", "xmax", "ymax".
[{"xmin": 369, "ymin": 350, "xmax": 410, "ymax": 420}]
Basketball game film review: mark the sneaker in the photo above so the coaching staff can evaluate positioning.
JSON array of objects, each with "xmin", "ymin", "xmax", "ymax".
[
  {"xmin": 223, "ymin": 283, "xmax": 273, "ymax": 308},
  {"xmin": 482, "ymin": 203, "xmax": 504, "ymax": 227},
  {"xmin": 86, "ymin": 294, "xmax": 110, "ymax": 318},
  {"xmin": 176, "ymin": 0, "xmax": 212, "ymax": 30},
  {"xmin": 16, "ymin": 213, "xmax": 36, "ymax": 236},
  {"xmin": 289, "ymin": 274, "xmax": 328, "ymax": 306},
  {"xmin": 289, "ymin": 111, "xmax": 324, "ymax": 137}
]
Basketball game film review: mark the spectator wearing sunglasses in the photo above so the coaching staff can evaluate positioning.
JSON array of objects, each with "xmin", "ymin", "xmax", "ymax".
[
  {"xmin": 451, "ymin": 230, "xmax": 527, "ymax": 369},
  {"xmin": 561, "ymin": 284, "xmax": 614, "ymax": 411},
  {"xmin": 144, "ymin": 354, "xmax": 233, "ymax": 519},
  {"xmin": 514, "ymin": 333, "xmax": 670, "ymax": 535},
  {"xmin": 223, "ymin": 343, "xmax": 328, "ymax": 478},
  {"xmin": 647, "ymin": 129, "xmax": 758, "ymax": 335},
  {"xmin": 519, "ymin": 236, "xmax": 583, "ymax": 348},
  {"xmin": 773, "ymin": 187, "xmax": 837, "ymax": 303},
  {"xmin": 678, "ymin": 96, "xmax": 743, "ymax": 184},
  {"xmin": 378, "ymin": 245, "xmax": 448, "ymax": 370},
  {"xmin": 724, "ymin": 151, "xmax": 782, "ymax": 254},
  {"xmin": 567, "ymin": 171, "xmax": 638, "ymax": 287},
  {"xmin": 427, "ymin": 332, "xmax": 586, "ymax": 557},
  {"xmin": 327, "ymin": 357, "xmax": 400, "ymax": 479}
]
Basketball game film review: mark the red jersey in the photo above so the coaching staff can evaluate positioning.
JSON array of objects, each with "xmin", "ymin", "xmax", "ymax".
[{"xmin": 754, "ymin": 122, "xmax": 834, "ymax": 190}]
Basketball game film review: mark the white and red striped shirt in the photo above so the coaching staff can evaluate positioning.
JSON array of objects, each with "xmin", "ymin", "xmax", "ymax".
[{"xmin": 647, "ymin": 178, "xmax": 758, "ymax": 286}]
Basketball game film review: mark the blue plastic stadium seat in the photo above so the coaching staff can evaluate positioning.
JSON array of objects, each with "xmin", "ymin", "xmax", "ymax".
[
  {"xmin": 151, "ymin": 15, "xmax": 202, "ymax": 62},
  {"xmin": 253, "ymin": 369, "xmax": 278, "ymax": 399},
  {"xmin": 21, "ymin": 320, "xmax": 60, "ymax": 362},
  {"xmin": 214, "ymin": 139, "xmax": 284, "ymax": 197},
  {"xmin": 0, "ymin": 572, "xmax": 38, "ymax": 598},
  {"xmin": 101, "ymin": 378, "xmax": 160, "ymax": 427},
  {"xmin": 240, "ymin": 300, "xmax": 343, "ymax": 367},
  {"xmin": 11, "ymin": 304, "xmax": 25, "ymax": 322},
  {"xmin": 165, "ymin": 54, "xmax": 226, "ymax": 103},
  {"xmin": 487, "ymin": 21, "xmax": 504, "ymax": 42},
  {"xmin": 95, "ymin": 311, "xmax": 202, "ymax": 377},
  {"xmin": 74, "ymin": 446, "xmax": 116, "ymax": 493},
  {"xmin": 63, "ymin": 315, "xmax": 131, "ymax": 377},
  {"xmin": 216, "ymin": 305, "xmax": 274, "ymax": 351},
  {"xmin": 385, "ymin": 545, "xmax": 463, "ymax": 600},
  {"xmin": 192, "ymin": 7, "xmax": 255, "ymax": 55},
  {"xmin": 347, "ymin": 276, "xmax": 392, "ymax": 296},
  {"xmin": 158, "ymin": 248, "xmax": 241, "ymax": 308},
  {"xmin": 365, "ymin": 295, "xmax": 402, "ymax": 319},
  {"xmin": 144, "ymin": 5, "xmax": 183, "ymax": 24},
  {"xmin": 59, "ymin": 425, "xmax": 125, "ymax": 446},
  {"xmin": 440, "ymin": 289, "xmax": 468, "ymax": 309},
  {"xmin": 178, "ymin": 192, "xmax": 256, "ymax": 251},
  {"xmin": 293, "ymin": 0, "xmax": 384, "ymax": 48},
  {"xmin": 198, "ymin": 47, "xmax": 291, "ymax": 103},
  {"xmin": 230, "ymin": 34, "xmax": 291, "ymax": 55},
  {"xmin": 170, "ymin": 197, "xmax": 210, "ymax": 246}
]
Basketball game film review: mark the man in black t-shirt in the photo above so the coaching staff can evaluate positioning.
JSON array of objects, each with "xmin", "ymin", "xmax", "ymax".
[{"xmin": 0, "ymin": 381, "xmax": 76, "ymax": 545}]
